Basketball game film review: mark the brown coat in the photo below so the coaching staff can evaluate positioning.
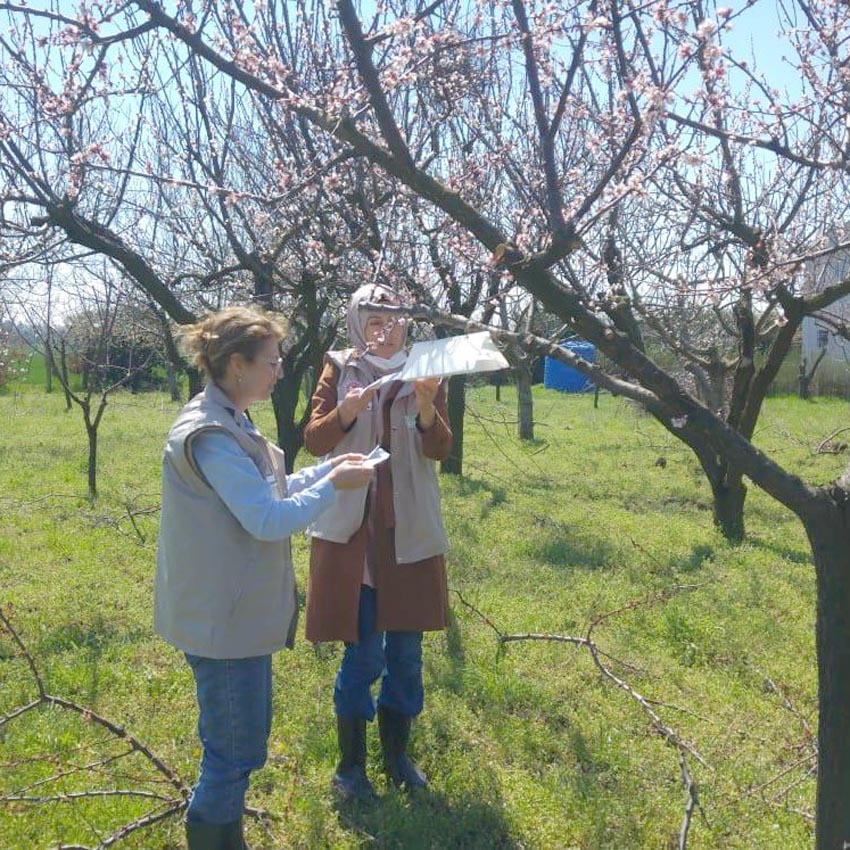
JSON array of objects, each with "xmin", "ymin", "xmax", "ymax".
[{"xmin": 304, "ymin": 361, "xmax": 452, "ymax": 643}]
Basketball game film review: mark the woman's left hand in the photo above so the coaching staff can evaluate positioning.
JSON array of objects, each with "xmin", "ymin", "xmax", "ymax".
[{"xmin": 413, "ymin": 378, "xmax": 440, "ymax": 428}]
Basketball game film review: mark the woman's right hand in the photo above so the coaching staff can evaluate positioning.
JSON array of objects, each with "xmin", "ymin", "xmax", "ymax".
[
  {"xmin": 337, "ymin": 387, "xmax": 377, "ymax": 430},
  {"xmin": 330, "ymin": 452, "xmax": 367, "ymax": 467},
  {"xmin": 327, "ymin": 458, "xmax": 373, "ymax": 490}
]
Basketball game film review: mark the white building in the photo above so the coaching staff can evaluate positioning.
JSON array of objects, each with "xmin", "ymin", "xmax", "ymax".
[{"xmin": 800, "ymin": 240, "xmax": 850, "ymax": 392}]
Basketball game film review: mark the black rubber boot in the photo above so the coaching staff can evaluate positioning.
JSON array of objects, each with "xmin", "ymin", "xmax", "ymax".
[
  {"xmin": 185, "ymin": 818, "xmax": 248, "ymax": 849},
  {"xmin": 222, "ymin": 819, "xmax": 250, "ymax": 850},
  {"xmin": 331, "ymin": 715, "xmax": 377, "ymax": 801},
  {"xmin": 377, "ymin": 705, "xmax": 428, "ymax": 790}
]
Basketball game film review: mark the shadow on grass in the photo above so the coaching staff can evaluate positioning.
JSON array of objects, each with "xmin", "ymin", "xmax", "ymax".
[
  {"xmin": 37, "ymin": 618, "xmax": 147, "ymax": 656},
  {"xmin": 36, "ymin": 618, "xmax": 147, "ymax": 704},
  {"xmin": 522, "ymin": 526, "xmax": 619, "ymax": 572},
  {"xmin": 747, "ymin": 535, "xmax": 812, "ymax": 566},
  {"xmin": 294, "ymin": 696, "xmax": 520, "ymax": 849},
  {"xmin": 334, "ymin": 785, "xmax": 521, "ymax": 850},
  {"xmin": 449, "ymin": 475, "xmax": 508, "ymax": 514},
  {"xmin": 674, "ymin": 544, "xmax": 716, "ymax": 573},
  {"xmin": 622, "ymin": 494, "xmax": 711, "ymax": 515},
  {"xmin": 425, "ymin": 608, "xmax": 468, "ymax": 700},
  {"xmin": 442, "ymin": 477, "xmax": 509, "ymax": 572}
]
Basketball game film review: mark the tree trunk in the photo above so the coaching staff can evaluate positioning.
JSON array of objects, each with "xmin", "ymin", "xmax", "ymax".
[
  {"xmin": 804, "ymin": 495, "xmax": 850, "ymax": 850},
  {"xmin": 269, "ymin": 313, "xmax": 333, "ymax": 474},
  {"xmin": 798, "ymin": 360, "xmax": 811, "ymax": 400},
  {"xmin": 59, "ymin": 340, "xmax": 72, "ymax": 411},
  {"xmin": 799, "ymin": 349, "xmax": 827, "ymax": 400},
  {"xmin": 85, "ymin": 419, "xmax": 97, "ymax": 500},
  {"xmin": 272, "ymin": 374, "xmax": 304, "ymax": 474},
  {"xmin": 516, "ymin": 368, "xmax": 534, "ymax": 441},
  {"xmin": 165, "ymin": 359, "xmax": 181, "ymax": 403},
  {"xmin": 44, "ymin": 339, "xmax": 53, "ymax": 393},
  {"xmin": 709, "ymin": 467, "xmax": 747, "ymax": 543},
  {"xmin": 695, "ymin": 445, "xmax": 749, "ymax": 544},
  {"xmin": 187, "ymin": 366, "xmax": 203, "ymax": 399},
  {"xmin": 441, "ymin": 373, "xmax": 466, "ymax": 476},
  {"xmin": 155, "ymin": 306, "xmax": 185, "ymax": 402},
  {"xmin": 687, "ymin": 360, "xmax": 727, "ymax": 415}
]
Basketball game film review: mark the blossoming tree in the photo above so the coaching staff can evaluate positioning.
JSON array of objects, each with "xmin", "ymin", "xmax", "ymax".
[{"xmin": 4, "ymin": 0, "xmax": 850, "ymax": 845}]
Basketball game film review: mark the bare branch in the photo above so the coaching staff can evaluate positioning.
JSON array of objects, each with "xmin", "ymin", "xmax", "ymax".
[{"xmin": 451, "ymin": 583, "xmax": 709, "ymax": 846}]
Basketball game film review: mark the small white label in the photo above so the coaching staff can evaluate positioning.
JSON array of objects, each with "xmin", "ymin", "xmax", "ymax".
[{"xmin": 362, "ymin": 446, "xmax": 390, "ymax": 469}]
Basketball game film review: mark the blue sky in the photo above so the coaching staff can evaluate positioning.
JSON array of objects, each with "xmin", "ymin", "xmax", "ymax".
[{"xmin": 721, "ymin": 1, "xmax": 804, "ymax": 99}]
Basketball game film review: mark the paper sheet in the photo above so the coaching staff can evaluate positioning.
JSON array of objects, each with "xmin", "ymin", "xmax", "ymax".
[
  {"xmin": 359, "ymin": 372, "xmax": 401, "ymax": 395},
  {"xmin": 358, "ymin": 332, "xmax": 509, "ymax": 395},
  {"xmin": 400, "ymin": 331, "xmax": 509, "ymax": 381}
]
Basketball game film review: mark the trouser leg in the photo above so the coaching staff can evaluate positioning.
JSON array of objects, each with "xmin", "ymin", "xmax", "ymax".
[
  {"xmin": 185, "ymin": 654, "xmax": 271, "ymax": 836},
  {"xmin": 331, "ymin": 587, "xmax": 383, "ymax": 800},
  {"xmin": 378, "ymin": 631, "xmax": 427, "ymax": 789}
]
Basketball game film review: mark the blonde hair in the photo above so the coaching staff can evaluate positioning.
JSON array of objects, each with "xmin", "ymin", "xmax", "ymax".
[{"xmin": 179, "ymin": 306, "xmax": 288, "ymax": 382}]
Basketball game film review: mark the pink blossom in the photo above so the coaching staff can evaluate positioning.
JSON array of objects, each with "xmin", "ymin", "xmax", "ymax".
[
  {"xmin": 695, "ymin": 19, "xmax": 718, "ymax": 40},
  {"xmin": 584, "ymin": 15, "xmax": 611, "ymax": 33}
]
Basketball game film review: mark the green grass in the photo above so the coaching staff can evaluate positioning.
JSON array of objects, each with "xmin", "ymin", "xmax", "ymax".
[{"xmin": 1, "ymin": 383, "xmax": 846, "ymax": 849}]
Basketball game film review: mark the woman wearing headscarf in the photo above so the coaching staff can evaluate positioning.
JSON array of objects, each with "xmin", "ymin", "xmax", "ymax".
[{"xmin": 303, "ymin": 284, "xmax": 452, "ymax": 800}]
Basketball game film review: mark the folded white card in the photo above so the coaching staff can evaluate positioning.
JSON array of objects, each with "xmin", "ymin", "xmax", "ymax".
[
  {"xmin": 358, "ymin": 331, "xmax": 509, "ymax": 394},
  {"xmin": 361, "ymin": 445, "xmax": 390, "ymax": 468}
]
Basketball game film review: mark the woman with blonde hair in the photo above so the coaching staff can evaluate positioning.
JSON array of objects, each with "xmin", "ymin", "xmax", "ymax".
[
  {"xmin": 155, "ymin": 306, "xmax": 372, "ymax": 849},
  {"xmin": 304, "ymin": 285, "xmax": 452, "ymax": 801}
]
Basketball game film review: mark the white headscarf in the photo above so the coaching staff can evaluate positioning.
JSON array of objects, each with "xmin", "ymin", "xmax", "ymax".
[{"xmin": 345, "ymin": 283, "xmax": 409, "ymax": 378}]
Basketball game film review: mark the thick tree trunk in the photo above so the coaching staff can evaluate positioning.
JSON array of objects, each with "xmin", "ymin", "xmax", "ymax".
[
  {"xmin": 516, "ymin": 368, "xmax": 534, "ymax": 441},
  {"xmin": 709, "ymin": 467, "xmax": 747, "ymax": 543},
  {"xmin": 695, "ymin": 447, "xmax": 749, "ymax": 544},
  {"xmin": 441, "ymin": 373, "xmax": 466, "ymax": 476},
  {"xmin": 804, "ymin": 495, "xmax": 850, "ymax": 850}
]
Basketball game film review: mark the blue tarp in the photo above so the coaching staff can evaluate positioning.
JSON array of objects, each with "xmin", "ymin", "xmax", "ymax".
[{"xmin": 543, "ymin": 339, "xmax": 595, "ymax": 392}]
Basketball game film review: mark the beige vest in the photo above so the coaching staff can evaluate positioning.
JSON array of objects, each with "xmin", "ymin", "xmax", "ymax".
[
  {"xmin": 155, "ymin": 383, "xmax": 299, "ymax": 659},
  {"xmin": 307, "ymin": 351, "xmax": 449, "ymax": 563}
]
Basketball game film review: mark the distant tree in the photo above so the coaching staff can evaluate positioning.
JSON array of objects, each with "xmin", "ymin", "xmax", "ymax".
[
  {"xmin": 25, "ymin": 264, "xmax": 156, "ymax": 499},
  {"xmin": 64, "ymin": 300, "xmax": 171, "ymax": 394}
]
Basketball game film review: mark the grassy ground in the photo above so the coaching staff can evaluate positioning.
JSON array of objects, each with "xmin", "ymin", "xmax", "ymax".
[{"xmin": 0, "ymin": 378, "xmax": 846, "ymax": 849}]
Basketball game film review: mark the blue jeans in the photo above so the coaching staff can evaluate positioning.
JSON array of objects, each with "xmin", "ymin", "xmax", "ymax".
[
  {"xmin": 334, "ymin": 585, "xmax": 424, "ymax": 720},
  {"xmin": 184, "ymin": 653, "xmax": 272, "ymax": 824}
]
